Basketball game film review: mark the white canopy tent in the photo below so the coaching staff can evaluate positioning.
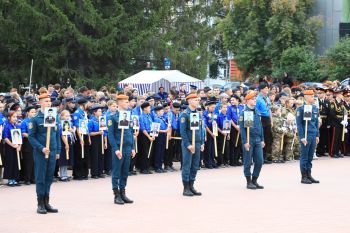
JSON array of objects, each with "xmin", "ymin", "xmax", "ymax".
[{"xmin": 118, "ymin": 70, "xmax": 204, "ymax": 95}]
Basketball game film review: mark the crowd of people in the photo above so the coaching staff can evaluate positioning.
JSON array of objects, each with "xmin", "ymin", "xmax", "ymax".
[{"xmin": 0, "ymin": 79, "xmax": 349, "ymax": 189}]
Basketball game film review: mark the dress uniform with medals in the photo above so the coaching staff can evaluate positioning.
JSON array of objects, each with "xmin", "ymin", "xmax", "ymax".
[
  {"xmin": 28, "ymin": 93, "xmax": 60, "ymax": 214},
  {"xmin": 316, "ymin": 87, "xmax": 330, "ymax": 156},
  {"xmin": 329, "ymin": 88, "xmax": 345, "ymax": 158}
]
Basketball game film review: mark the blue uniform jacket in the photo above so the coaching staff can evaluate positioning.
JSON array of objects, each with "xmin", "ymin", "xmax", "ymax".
[
  {"xmin": 217, "ymin": 112, "xmax": 230, "ymax": 130},
  {"xmin": 28, "ymin": 111, "xmax": 61, "ymax": 155},
  {"xmin": 3, "ymin": 120, "xmax": 20, "ymax": 141},
  {"xmin": 131, "ymin": 106, "xmax": 142, "ymax": 116},
  {"xmin": 180, "ymin": 107, "xmax": 204, "ymax": 148},
  {"xmin": 170, "ymin": 111, "xmax": 180, "ymax": 130},
  {"xmin": 88, "ymin": 116, "xmax": 107, "ymax": 136},
  {"xmin": 238, "ymin": 107, "xmax": 264, "ymax": 145},
  {"xmin": 140, "ymin": 113, "xmax": 153, "ymax": 133},
  {"xmin": 203, "ymin": 110, "xmax": 218, "ymax": 128},
  {"xmin": 107, "ymin": 111, "xmax": 135, "ymax": 153},
  {"xmin": 21, "ymin": 118, "xmax": 30, "ymax": 134},
  {"xmin": 296, "ymin": 104, "xmax": 320, "ymax": 139},
  {"xmin": 229, "ymin": 104, "xmax": 244, "ymax": 124},
  {"xmin": 72, "ymin": 107, "xmax": 87, "ymax": 128}
]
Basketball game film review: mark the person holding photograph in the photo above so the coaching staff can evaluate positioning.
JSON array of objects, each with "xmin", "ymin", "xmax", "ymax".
[
  {"xmin": 239, "ymin": 91, "xmax": 265, "ymax": 190},
  {"xmin": 29, "ymin": 91, "xmax": 61, "ymax": 214},
  {"xmin": 72, "ymin": 98, "xmax": 90, "ymax": 180},
  {"xmin": 59, "ymin": 110, "xmax": 73, "ymax": 182},
  {"xmin": 104, "ymin": 100, "xmax": 118, "ymax": 176},
  {"xmin": 296, "ymin": 89, "xmax": 320, "ymax": 184},
  {"xmin": 153, "ymin": 106, "xmax": 169, "ymax": 173},
  {"xmin": 203, "ymin": 100, "xmax": 218, "ymax": 169},
  {"xmin": 21, "ymin": 106, "xmax": 38, "ymax": 185},
  {"xmin": 88, "ymin": 104, "xmax": 107, "ymax": 179},
  {"xmin": 108, "ymin": 95, "xmax": 136, "ymax": 205},
  {"xmin": 217, "ymin": 103, "xmax": 231, "ymax": 167},
  {"xmin": 3, "ymin": 111, "xmax": 21, "ymax": 187},
  {"xmin": 180, "ymin": 94, "xmax": 204, "ymax": 197}
]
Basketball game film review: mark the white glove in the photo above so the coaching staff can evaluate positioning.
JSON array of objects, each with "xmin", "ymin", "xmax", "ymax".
[{"xmin": 341, "ymin": 120, "xmax": 348, "ymax": 127}]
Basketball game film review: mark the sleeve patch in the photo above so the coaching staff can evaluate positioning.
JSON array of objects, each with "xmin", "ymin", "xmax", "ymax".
[
  {"xmin": 181, "ymin": 117, "xmax": 185, "ymax": 123},
  {"xmin": 29, "ymin": 122, "xmax": 33, "ymax": 130},
  {"xmin": 108, "ymin": 120, "xmax": 113, "ymax": 126}
]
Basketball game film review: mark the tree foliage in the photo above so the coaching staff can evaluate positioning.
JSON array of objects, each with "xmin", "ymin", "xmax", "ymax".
[
  {"xmin": 221, "ymin": 0, "xmax": 322, "ymax": 78},
  {"xmin": 0, "ymin": 0, "xmax": 221, "ymax": 91},
  {"xmin": 321, "ymin": 37, "xmax": 350, "ymax": 81}
]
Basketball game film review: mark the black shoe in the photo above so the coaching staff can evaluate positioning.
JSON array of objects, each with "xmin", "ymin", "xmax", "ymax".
[
  {"xmin": 98, "ymin": 174, "xmax": 106, "ymax": 178},
  {"xmin": 252, "ymin": 177, "xmax": 264, "ymax": 189},
  {"xmin": 44, "ymin": 196, "xmax": 58, "ymax": 213},
  {"xmin": 25, "ymin": 181, "xmax": 31, "ymax": 185},
  {"xmin": 246, "ymin": 176, "xmax": 257, "ymax": 190},
  {"xmin": 307, "ymin": 171, "xmax": 320, "ymax": 183},
  {"xmin": 131, "ymin": 170, "xmax": 137, "ymax": 175},
  {"xmin": 169, "ymin": 166, "xmax": 177, "ymax": 172},
  {"xmin": 155, "ymin": 169, "xmax": 162, "ymax": 173},
  {"xmin": 146, "ymin": 170, "xmax": 153, "ymax": 174},
  {"xmin": 182, "ymin": 181, "xmax": 193, "ymax": 196},
  {"xmin": 113, "ymin": 189, "xmax": 124, "ymax": 205},
  {"xmin": 73, "ymin": 176, "xmax": 83, "ymax": 180},
  {"xmin": 264, "ymin": 160, "xmax": 272, "ymax": 164},
  {"xmin": 37, "ymin": 197, "xmax": 47, "ymax": 214},
  {"xmin": 140, "ymin": 170, "xmax": 148, "ymax": 174},
  {"xmin": 120, "ymin": 189, "xmax": 133, "ymax": 204},
  {"xmin": 189, "ymin": 180, "xmax": 202, "ymax": 196},
  {"xmin": 91, "ymin": 176, "xmax": 99, "ymax": 179},
  {"xmin": 301, "ymin": 171, "xmax": 312, "ymax": 184}
]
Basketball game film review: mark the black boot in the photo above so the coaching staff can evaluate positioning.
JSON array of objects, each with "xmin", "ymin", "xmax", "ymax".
[
  {"xmin": 37, "ymin": 197, "xmax": 47, "ymax": 214},
  {"xmin": 252, "ymin": 177, "xmax": 264, "ymax": 189},
  {"xmin": 246, "ymin": 176, "xmax": 257, "ymax": 190},
  {"xmin": 301, "ymin": 171, "xmax": 312, "ymax": 184},
  {"xmin": 44, "ymin": 196, "xmax": 58, "ymax": 213},
  {"xmin": 307, "ymin": 171, "xmax": 320, "ymax": 183},
  {"xmin": 189, "ymin": 180, "xmax": 202, "ymax": 196},
  {"xmin": 120, "ymin": 189, "xmax": 134, "ymax": 204},
  {"xmin": 182, "ymin": 181, "xmax": 193, "ymax": 196},
  {"xmin": 113, "ymin": 189, "xmax": 125, "ymax": 205}
]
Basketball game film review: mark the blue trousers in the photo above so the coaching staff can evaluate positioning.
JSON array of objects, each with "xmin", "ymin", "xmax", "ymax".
[
  {"xmin": 242, "ymin": 137, "xmax": 263, "ymax": 177},
  {"xmin": 111, "ymin": 150, "xmax": 131, "ymax": 190},
  {"xmin": 34, "ymin": 149, "xmax": 57, "ymax": 198},
  {"xmin": 181, "ymin": 142, "xmax": 200, "ymax": 182},
  {"xmin": 300, "ymin": 136, "xmax": 316, "ymax": 172}
]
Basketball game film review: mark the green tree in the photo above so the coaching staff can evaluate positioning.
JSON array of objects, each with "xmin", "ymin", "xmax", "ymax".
[
  {"xmin": 321, "ymin": 37, "xmax": 350, "ymax": 81},
  {"xmin": 272, "ymin": 46, "xmax": 320, "ymax": 82}
]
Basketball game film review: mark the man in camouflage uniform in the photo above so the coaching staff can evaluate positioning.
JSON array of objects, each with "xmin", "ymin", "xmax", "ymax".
[{"xmin": 271, "ymin": 106, "xmax": 285, "ymax": 163}]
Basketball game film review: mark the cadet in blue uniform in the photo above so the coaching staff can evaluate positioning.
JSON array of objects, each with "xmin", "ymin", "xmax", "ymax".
[
  {"xmin": 88, "ymin": 104, "xmax": 107, "ymax": 179},
  {"xmin": 202, "ymin": 101, "xmax": 217, "ymax": 168},
  {"xmin": 71, "ymin": 98, "xmax": 90, "ymax": 180},
  {"xmin": 180, "ymin": 94, "xmax": 204, "ymax": 196},
  {"xmin": 21, "ymin": 106, "xmax": 38, "ymax": 185},
  {"xmin": 296, "ymin": 89, "xmax": 320, "ymax": 184},
  {"xmin": 165, "ymin": 102, "xmax": 181, "ymax": 171},
  {"xmin": 217, "ymin": 103, "xmax": 231, "ymax": 166},
  {"xmin": 108, "ymin": 95, "xmax": 136, "ymax": 205},
  {"xmin": 138, "ymin": 101, "xmax": 154, "ymax": 174},
  {"xmin": 3, "ymin": 111, "xmax": 21, "ymax": 186},
  {"xmin": 28, "ymin": 92, "xmax": 60, "ymax": 214},
  {"xmin": 229, "ymin": 95, "xmax": 244, "ymax": 166},
  {"xmin": 153, "ymin": 105, "xmax": 169, "ymax": 173},
  {"xmin": 239, "ymin": 92, "xmax": 265, "ymax": 190}
]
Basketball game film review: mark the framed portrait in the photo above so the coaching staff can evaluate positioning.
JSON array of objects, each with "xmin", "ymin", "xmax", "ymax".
[
  {"xmin": 130, "ymin": 115, "xmax": 140, "ymax": 130},
  {"xmin": 61, "ymin": 120, "xmax": 71, "ymax": 136},
  {"xmin": 11, "ymin": 129, "xmax": 22, "ymax": 145},
  {"xmin": 99, "ymin": 116, "xmax": 107, "ymax": 131},
  {"xmin": 190, "ymin": 113, "xmax": 200, "ymax": 130},
  {"xmin": 118, "ymin": 110, "xmax": 131, "ymax": 129},
  {"xmin": 222, "ymin": 120, "xmax": 231, "ymax": 134},
  {"xmin": 303, "ymin": 105, "xmax": 312, "ymax": 121},
  {"xmin": 79, "ymin": 119, "xmax": 88, "ymax": 135},
  {"xmin": 150, "ymin": 122, "xmax": 161, "ymax": 137},
  {"xmin": 44, "ymin": 107, "xmax": 57, "ymax": 127},
  {"xmin": 244, "ymin": 111, "xmax": 254, "ymax": 128}
]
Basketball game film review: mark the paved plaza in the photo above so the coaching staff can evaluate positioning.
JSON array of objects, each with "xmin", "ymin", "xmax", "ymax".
[{"xmin": 1, "ymin": 157, "xmax": 350, "ymax": 233}]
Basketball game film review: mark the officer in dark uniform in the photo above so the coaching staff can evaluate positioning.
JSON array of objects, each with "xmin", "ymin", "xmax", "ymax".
[
  {"xmin": 316, "ymin": 87, "xmax": 330, "ymax": 157},
  {"xmin": 239, "ymin": 91, "xmax": 265, "ymax": 190},
  {"xmin": 296, "ymin": 89, "xmax": 320, "ymax": 184},
  {"xmin": 329, "ymin": 88, "xmax": 345, "ymax": 158},
  {"xmin": 108, "ymin": 94, "xmax": 136, "ymax": 205},
  {"xmin": 28, "ymin": 92, "xmax": 61, "ymax": 214},
  {"xmin": 180, "ymin": 94, "xmax": 204, "ymax": 197}
]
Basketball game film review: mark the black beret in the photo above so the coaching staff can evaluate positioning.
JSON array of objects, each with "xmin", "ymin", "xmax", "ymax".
[
  {"xmin": 141, "ymin": 101, "xmax": 150, "ymax": 109},
  {"xmin": 51, "ymin": 100, "xmax": 61, "ymax": 107},
  {"xmin": 24, "ymin": 105, "xmax": 37, "ymax": 112},
  {"xmin": 258, "ymin": 82, "xmax": 269, "ymax": 90},
  {"xmin": 89, "ymin": 104, "xmax": 103, "ymax": 112},
  {"xmin": 181, "ymin": 105, "xmax": 188, "ymax": 110},
  {"xmin": 172, "ymin": 102, "xmax": 181, "ymax": 108},
  {"xmin": 76, "ymin": 98, "xmax": 88, "ymax": 105},
  {"xmin": 154, "ymin": 105, "xmax": 164, "ymax": 111},
  {"xmin": 205, "ymin": 101, "xmax": 216, "ymax": 106},
  {"xmin": 145, "ymin": 96, "xmax": 155, "ymax": 101}
]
